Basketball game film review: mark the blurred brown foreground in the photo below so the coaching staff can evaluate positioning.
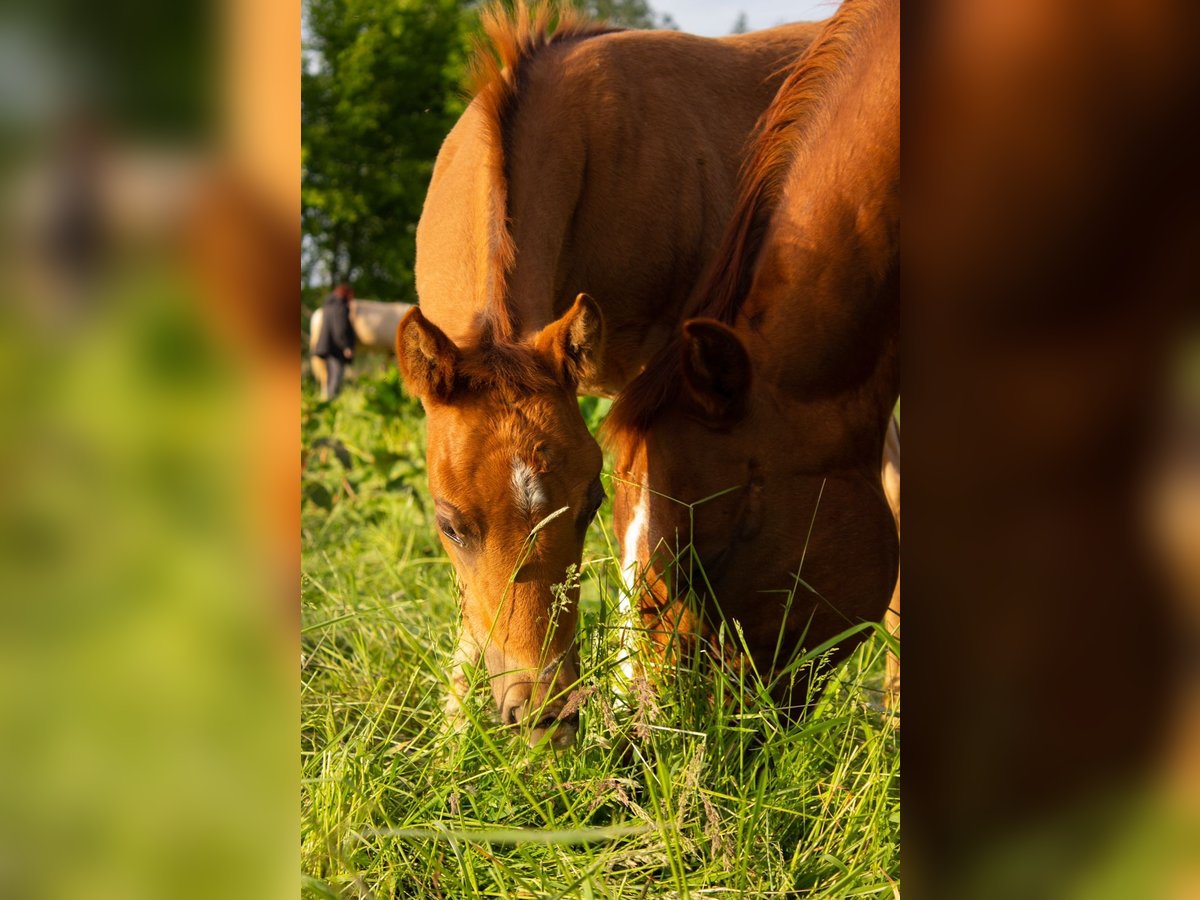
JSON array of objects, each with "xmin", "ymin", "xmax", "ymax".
[{"xmin": 905, "ymin": 0, "xmax": 1200, "ymax": 896}]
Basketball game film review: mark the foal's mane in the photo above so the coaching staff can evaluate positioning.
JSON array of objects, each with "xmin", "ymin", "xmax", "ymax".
[
  {"xmin": 451, "ymin": 316, "xmax": 563, "ymax": 401},
  {"xmin": 605, "ymin": 0, "xmax": 880, "ymax": 439},
  {"xmin": 468, "ymin": 2, "xmax": 618, "ymax": 341}
]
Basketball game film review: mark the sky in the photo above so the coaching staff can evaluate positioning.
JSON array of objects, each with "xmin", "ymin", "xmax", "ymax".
[{"xmin": 656, "ymin": 0, "xmax": 841, "ymax": 37}]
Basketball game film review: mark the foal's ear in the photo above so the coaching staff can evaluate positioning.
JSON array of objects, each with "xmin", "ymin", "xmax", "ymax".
[
  {"xmin": 537, "ymin": 293, "xmax": 605, "ymax": 387},
  {"xmin": 396, "ymin": 306, "xmax": 459, "ymax": 402},
  {"xmin": 680, "ymin": 319, "xmax": 752, "ymax": 423}
]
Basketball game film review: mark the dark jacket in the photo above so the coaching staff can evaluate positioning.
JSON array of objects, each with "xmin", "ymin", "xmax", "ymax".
[{"xmin": 314, "ymin": 294, "xmax": 357, "ymax": 358}]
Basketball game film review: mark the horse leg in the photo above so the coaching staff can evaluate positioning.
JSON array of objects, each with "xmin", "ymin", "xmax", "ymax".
[
  {"xmin": 311, "ymin": 354, "xmax": 329, "ymax": 400},
  {"xmin": 881, "ymin": 417, "xmax": 901, "ymax": 714},
  {"xmin": 326, "ymin": 356, "xmax": 344, "ymax": 399},
  {"xmin": 883, "ymin": 586, "xmax": 900, "ymax": 714}
]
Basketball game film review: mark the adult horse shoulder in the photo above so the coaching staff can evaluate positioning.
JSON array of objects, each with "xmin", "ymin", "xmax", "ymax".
[
  {"xmin": 397, "ymin": 5, "xmax": 824, "ymax": 747},
  {"xmin": 607, "ymin": 0, "xmax": 900, "ymax": 713}
]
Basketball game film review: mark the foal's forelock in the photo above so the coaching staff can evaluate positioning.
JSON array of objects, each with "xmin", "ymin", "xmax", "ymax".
[{"xmin": 454, "ymin": 335, "xmax": 562, "ymax": 399}]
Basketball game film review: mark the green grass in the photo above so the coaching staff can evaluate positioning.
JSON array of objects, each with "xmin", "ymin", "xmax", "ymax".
[{"xmin": 301, "ymin": 358, "xmax": 900, "ymax": 898}]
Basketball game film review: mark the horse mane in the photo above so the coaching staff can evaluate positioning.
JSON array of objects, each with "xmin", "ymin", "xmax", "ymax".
[
  {"xmin": 455, "ymin": 337, "xmax": 564, "ymax": 402},
  {"xmin": 467, "ymin": 2, "xmax": 619, "ymax": 340},
  {"xmin": 605, "ymin": 0, "xmax": 880, "ymax": 440}
]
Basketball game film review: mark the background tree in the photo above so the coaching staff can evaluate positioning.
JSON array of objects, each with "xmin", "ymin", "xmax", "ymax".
[
  {"xmin": 302, "ymin": 0, "xmax": 467, "ymax": 300},
  {"xmin": 570, "ymin": 0, "xmax": 677, "ymax": 29}
]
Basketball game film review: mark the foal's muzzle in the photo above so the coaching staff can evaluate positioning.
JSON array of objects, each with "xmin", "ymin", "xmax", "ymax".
[{"xmin": 497, "ymin": 678, "xmax": 579, "ymax": 748}]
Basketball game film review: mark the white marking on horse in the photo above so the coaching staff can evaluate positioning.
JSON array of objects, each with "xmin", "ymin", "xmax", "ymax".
[
  {"xmin": 616, "ymin": 488, "xmax": 649, "ymax": 684},
  {"xmin": 511, "ymin": 458, "xmax": 547, "ymax": 518}
]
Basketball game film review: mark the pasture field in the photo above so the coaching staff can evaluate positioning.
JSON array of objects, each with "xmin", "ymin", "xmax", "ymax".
[{"xmin": 300, "ymin": 359, "xmax": 900, "ymax": 898}]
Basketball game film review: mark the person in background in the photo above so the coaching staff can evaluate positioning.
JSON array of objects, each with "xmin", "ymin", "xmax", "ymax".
[{"xmin": 314, "ymin": 283, "xmax": 356, "ymax": 400}]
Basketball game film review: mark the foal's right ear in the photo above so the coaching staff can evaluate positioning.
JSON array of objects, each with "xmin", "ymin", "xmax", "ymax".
[
  {"xmin": 396, "ymin": 307, "xmax": 460, "ymax": 403},
  {"xmin": 680, "ymin": 319, "xmax": 751, "ymax": 424}
]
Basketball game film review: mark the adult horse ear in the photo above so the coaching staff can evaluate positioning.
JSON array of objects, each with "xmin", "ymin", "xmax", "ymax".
[
  {"xmin": 396, "ymin": 306, "xmax": 459, "ymax": 402},
  {"xmin": 537, "ymin": 293, "xmax": 605, "ymax": 388},
  {"xmin": 680, "ymin": 318, "xmax": 751, "ymax": 424}
]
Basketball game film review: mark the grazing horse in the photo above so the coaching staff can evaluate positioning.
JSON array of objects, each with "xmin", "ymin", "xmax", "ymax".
[
  {"xmin": 396, "ymin": 3, "xmax": 822, "ymax": 746},
  {"xmin": 309, "ymin": 299, "xmax": 413, "ymax": 398},
  {"xmin": 606, "ymin": 0, "xmax": 900, "ymax": 716}
]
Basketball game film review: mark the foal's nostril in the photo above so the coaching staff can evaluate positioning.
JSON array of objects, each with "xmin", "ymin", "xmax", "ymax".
[
  {"xmin": 504, "ymin": 701, "xmax": 526, "ymax": 727},
  {"xmin": 529, "ymin": 711, "xmax": 578, "ymax": 748}
]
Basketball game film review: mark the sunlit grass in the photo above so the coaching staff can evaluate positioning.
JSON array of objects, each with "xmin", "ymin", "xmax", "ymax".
[{"xmin": 301, "ymin": 362, "xmax": 899, "ymax": 897}]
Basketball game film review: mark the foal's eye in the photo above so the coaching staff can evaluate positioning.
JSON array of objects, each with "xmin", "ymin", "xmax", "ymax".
[{"xmin": 438, "ymin": 519, "xmax": 465, "ymax": 547}]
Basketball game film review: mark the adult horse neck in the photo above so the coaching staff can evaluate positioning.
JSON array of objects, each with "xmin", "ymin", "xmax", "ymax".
[
  {"xmin": 613, "ymin": 0, "xmax": 900, "ymax": 461},
  {"xmin": 739, "ymin": 0, "xmax": 900, "ymax": 461},
  {"xmin": 414, "ymin": 11, "xmax": 822, "ymax": 393},
  {"xmin": 607, "ymin": 0, "xmax": 900, "ymax": 703}
]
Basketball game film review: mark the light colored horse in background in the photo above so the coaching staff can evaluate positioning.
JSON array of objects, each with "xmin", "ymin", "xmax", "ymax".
[
  {"xmin": 396, "ymin": 2, "xmax": 823, "ymax": 746},
  {"xmin": 606, "ymin": 0, "xmax": 900, "ymax": 716},
  {"xmin": 309, "ymin": 299, "xmax": 413, "ymax": 396}
]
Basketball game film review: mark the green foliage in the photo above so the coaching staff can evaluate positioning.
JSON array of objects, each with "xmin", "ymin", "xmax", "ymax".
[
  {"xmin": 302, "ymin": 0, "xmax": 470, "ymax": 299},
  {"xmin": 301, "ymin": 367, "xmax": 900, "ymax": 896},
  {"xmin": 578, "ymin": 395, "xmax": 612, "ymax": 432},
  {"xmin": 568, "ymin": 0, "xmax": 677, "ymax": 29},
  {"xmin": 30, "ymin": 0, "xmax": 215, "ymax": 137}
]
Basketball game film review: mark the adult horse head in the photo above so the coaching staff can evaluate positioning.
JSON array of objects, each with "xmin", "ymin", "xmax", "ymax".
[
  {"xmin": 401, "ymin": 2, "xmax": 823, "ymax": 745},
  {"xmin": 609, "ymin": 323, "xmax": 900, "ymax": 713},
  {"xmin": 607, "ymin": 0, "xmax": 901, "ymax": 715}
]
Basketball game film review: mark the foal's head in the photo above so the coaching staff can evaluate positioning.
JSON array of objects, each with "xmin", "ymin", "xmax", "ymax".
[{"xmin": 397, "ymin": 295, "xmax": 605, "ymax": 746}]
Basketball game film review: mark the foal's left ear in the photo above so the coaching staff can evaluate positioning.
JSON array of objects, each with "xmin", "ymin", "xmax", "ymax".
[
  {"xmin": 680, "ymin": 319, "xmax": 752, "ymax": 424},
  {"xmin": 537, "ymin": 293, "xmax": 605, "ymax": 387}
]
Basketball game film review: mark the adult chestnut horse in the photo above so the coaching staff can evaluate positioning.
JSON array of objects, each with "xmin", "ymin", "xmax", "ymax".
[
  {"xmin": 606, "ymin": 0, "xmax": 900, "ymax": 716},
  {"xmin": 396, "ymin": 4, "xmax": 821, "ymax": 746}
]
